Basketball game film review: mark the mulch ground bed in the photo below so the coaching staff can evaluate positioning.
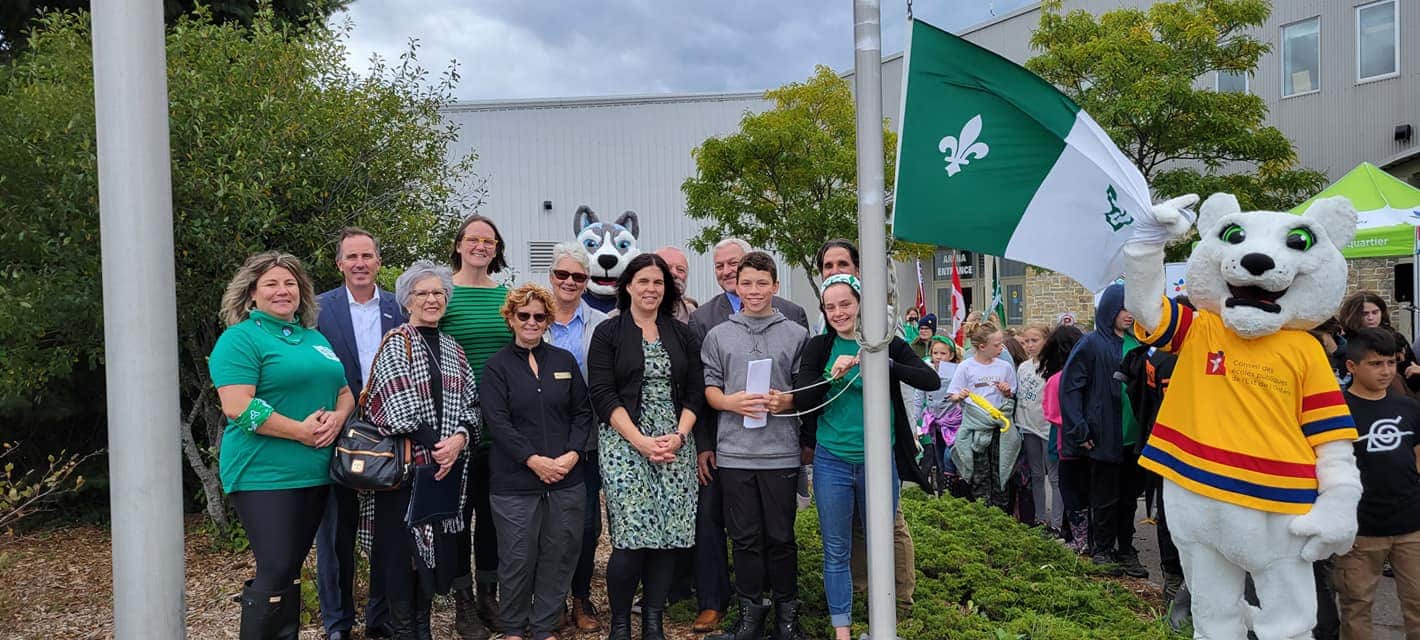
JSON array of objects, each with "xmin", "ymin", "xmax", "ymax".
[
  {"xmin": 0, "ymin": 516, "xmax": 706, "ymax": 640},
  {"xmin": 1, "ymin": 516, "xmax": 1167, "ymax": 639}
]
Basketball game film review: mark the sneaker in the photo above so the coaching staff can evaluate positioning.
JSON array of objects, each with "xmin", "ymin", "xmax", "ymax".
[{"xmin": 1116, "ymin": 551, "xmax": 1150, "ymax": 579}]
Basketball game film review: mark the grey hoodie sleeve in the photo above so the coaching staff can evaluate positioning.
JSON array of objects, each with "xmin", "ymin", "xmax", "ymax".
[{"xmin": 701, "ymin": 328, "xmax": 725, "ymax": 388}]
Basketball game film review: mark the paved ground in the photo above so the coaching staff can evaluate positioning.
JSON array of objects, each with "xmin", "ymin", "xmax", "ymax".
[{"xmin": 1122, "ymin": 497, "xmax": 1405, "ymax": 639}]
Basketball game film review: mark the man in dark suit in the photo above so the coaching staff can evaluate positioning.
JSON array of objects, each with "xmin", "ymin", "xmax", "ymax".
[
  {"xmin": 314, "ymin": 228, "xmax": 407, "ymax": 640},
  {"xmin": 683, "ymin": 238, "xmax": 808, "ymax": 633}
]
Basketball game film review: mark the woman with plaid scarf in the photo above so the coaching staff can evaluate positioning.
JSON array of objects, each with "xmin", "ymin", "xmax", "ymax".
[{"xmin": 363, "ymin": 261, "xmax": 480, "ymax": 639}]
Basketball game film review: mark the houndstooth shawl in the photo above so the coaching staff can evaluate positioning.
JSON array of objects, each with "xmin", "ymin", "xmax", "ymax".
[{"xmin": 360, "ymin": 323, "xmax": 482, "ymax": 568}]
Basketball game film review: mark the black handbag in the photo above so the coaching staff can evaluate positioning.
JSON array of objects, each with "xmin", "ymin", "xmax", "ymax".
[
  {"xmin": 329, "ymin": 331, "xmax": 414, "ymax": 491},
  {"xmin": 330, "ymin": 416, "xmax": 413, "ymax": 491}
]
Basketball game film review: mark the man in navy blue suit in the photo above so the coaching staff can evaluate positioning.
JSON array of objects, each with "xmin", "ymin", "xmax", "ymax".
[{"xmin": 315, "ymin": 228, "xmax": 407, "ymax": 640}]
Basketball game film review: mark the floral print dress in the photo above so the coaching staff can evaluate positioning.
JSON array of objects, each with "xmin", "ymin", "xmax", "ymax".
[{"xmin": 599, "ymin": 339, "xmax": 697, "ymax": 549}]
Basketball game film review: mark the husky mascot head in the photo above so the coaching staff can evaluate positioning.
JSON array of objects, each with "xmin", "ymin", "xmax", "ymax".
[{"xmin": 574, "ymin": 205, "xmax": 641, "ymax": 312}]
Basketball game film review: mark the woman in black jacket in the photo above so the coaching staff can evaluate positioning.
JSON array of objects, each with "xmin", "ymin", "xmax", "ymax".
[
  {"xmin": 587, "ymin": 253, "xmax": 704, "ymax": 640},
  {"xmin": 792, "ymin": 274, "xmax": 938, "ymax": 640},
  {"xmin": 481, "ymin": 283, "xmax": 594, "ymax": 640}
]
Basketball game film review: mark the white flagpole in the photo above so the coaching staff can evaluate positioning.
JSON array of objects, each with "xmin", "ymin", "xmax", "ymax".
[
  {"xmin": 92, "ymin": 1, "xmax": 186, "ymax": 637},
  {"xmin": 852, "ymin": 1, "xmax": 898, "ymax": 638}
]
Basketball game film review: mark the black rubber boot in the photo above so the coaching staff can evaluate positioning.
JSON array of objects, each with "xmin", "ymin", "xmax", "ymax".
[
  {"xmin": 388, "ymin": 591, "xmax": 418, "ymax": 640},
  {"xmin": 240, "ymin": 581, "xmax": 301, "ymax": 640},
  {"xmin": 414, "ymin": 583, "xmax": 435, "ymax": 640},
  {"xmin": 605, "ymin": 612, "xmax": 632, "ymax": 640},
  {"xmin": 453, "ymin": 587, "xmax": 491, "ymax": 640},
  {"xmin": 237, "ymin": 581, "xmax": 268, "ymax": 640},
  {"xmin": 275, "ymin": 583, "xmax": 301, "ymax": 640},
  {"xmin": 708, "ymin": 597, "xmax": 770, "ymax": 640},
  {"xmin": 641, "ymin": 606, "xmax": 667, "ymax": 640},
  {"xmin": 475, "ymin": 581, "xmax": 499, "ymax": 630},
  {"xmin": 770, "ymin": 599, "xmax": 804, "ymax": 640}
]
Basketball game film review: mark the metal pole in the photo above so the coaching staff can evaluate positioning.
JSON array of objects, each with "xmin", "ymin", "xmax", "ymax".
[
  {"xmin": 92, "ymin": 2, "xmax": 186, "ymax": 638},
  {"xmin": 851, "ymin": 1, "xmax": 898, "ymax": 638}
]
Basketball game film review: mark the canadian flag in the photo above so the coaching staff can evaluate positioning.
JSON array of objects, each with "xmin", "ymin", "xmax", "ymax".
[{"xmin": 951, "ymin": 259, "xmax": 967, "ymax": 345}]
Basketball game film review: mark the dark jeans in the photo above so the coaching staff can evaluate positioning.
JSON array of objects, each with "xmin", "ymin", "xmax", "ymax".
[
  {"xmin": 1089, "ymin": 451, "xmax": 1146, "ymax": 556},
  {"xmin": 456, "ymin": 447, "xmax": 499, "ymax": 589},
  {"xmin": 570, "ymin": 450, "xmax": 603, "ymax": 601},
  {"xmin": 720, "ymin": 467, "xmax": 800, "ymax": 602},
  {"xmin": 607, "ymin": 548, "xmax": 677, "ymax": 616},
  {"xmin": 315, "ymin": 484, "xmax": 387, "ymax": 633},
  {"xmin": 692, "ymin": 467, "xmax": 732, "ymax": 612},
  {"xmin": 1057, "ymin": 457, "xmax": 1091, "ymax": 546},
  {"xmin": 230, "ymin": 486, "xmax": 329, "ymax": 592}
]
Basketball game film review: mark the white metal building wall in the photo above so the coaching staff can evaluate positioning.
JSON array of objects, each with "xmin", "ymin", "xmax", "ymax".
[{"xmin": 441, "ymin": 93, "xmax": 783, "ymax": 306}]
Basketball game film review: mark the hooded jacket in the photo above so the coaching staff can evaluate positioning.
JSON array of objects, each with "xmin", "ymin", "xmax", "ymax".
[
  {"xmin": 701, "ymin": 311, "xmax": 808, "ymax": 470},
  {"xmin": 1059, "ymin": 284, "xmax": 1129, "ymax": 462}
]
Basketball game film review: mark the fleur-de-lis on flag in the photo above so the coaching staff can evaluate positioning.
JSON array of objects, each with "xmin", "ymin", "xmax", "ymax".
[{"xmin": 938, "ymin": 114, "xmax": 990, "ymax": 177}]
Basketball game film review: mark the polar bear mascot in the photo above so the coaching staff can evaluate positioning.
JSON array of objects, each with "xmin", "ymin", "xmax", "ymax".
[{"xmin": 1123, "ymin": 193, "xmax": 1362, "ymax": 640}]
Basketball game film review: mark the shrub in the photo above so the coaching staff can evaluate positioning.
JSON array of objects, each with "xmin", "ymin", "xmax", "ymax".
[{"xmin": 791, "ymin": 488, "xmax": 1183, "ymax": 639}]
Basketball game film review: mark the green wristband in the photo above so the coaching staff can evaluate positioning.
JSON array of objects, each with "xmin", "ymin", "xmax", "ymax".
[{"xmin": 235, "ymin": 398, "xmax": 275, "ymax": 433}]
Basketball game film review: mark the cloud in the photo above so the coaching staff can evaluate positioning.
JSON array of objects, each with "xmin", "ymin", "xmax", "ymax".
[{"xmin": 331, "ymin": 0, "xmax": 1037, "ymax": 100}]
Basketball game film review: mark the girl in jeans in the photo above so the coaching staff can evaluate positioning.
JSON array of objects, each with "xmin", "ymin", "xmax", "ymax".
[{"xmin": 792, "ymin": 275, "xmax": 939, "ymax": 640}]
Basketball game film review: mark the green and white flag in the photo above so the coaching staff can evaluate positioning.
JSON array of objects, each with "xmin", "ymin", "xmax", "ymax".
[{"xmin": 892, "ymin": 20, "xmax": 1170, "ymax": 291}]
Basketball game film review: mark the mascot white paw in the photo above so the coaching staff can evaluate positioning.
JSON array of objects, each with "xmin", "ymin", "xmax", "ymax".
[{"xmin": 1123, "ymin": 193, "xmax": 1362, "ymax": 640}]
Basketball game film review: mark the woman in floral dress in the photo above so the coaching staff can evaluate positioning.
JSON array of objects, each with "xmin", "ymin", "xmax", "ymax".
[{"xmin": 587, "ymin": 253, "xmax": 704, "ymax": 640}]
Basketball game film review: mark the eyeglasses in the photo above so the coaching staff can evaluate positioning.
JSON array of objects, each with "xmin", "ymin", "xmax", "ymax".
[
  {"xmin": 462, "ymin": 236, "xmax": 498, "ymax": 248},
  {"xmin": 552, "ymin": 269, "xmax": 589, "ymax": 283},
  {"xmin": 515, "ymin": 311, "xmax": 548, "ymax": 323},
  {"xmin": 411, "ymin": 289, "xmax": 447, "ymax": 300}
]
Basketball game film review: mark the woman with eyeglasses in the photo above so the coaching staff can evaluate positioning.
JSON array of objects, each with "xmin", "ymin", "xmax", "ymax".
[
  {"xmin": 479, "ymin": 283, "xmax": 595, "ymax": 640},
  {"xmin": 544, "ymin": 243, "xmax": 610, "ymax": 632},
  {"xmin": 587, "ymin": 253, "xmax": 704, "ymax": 640},
  {"xmin": 441, "ymin": 214, "xmax": 514, "ymax": 637},
  {"xmin": 363, "ymin": 261, "xmax": 478, "ymax": 639}
]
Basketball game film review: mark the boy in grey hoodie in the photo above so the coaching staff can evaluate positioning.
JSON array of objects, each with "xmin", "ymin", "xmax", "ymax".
[{"xmin": 701, "ymin": 251, "xmax": 809, "ymax": 640}]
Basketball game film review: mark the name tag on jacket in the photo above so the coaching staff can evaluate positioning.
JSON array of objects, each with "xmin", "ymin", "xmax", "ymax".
[{"xmin": 554, "ymin": 371, "xmax": 573, "ymax": 380}]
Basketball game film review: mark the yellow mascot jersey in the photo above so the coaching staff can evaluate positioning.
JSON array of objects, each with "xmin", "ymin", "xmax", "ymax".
[{"xmin": 1134, "ymin": 297, "xmax": 1357, "ymax": 514}]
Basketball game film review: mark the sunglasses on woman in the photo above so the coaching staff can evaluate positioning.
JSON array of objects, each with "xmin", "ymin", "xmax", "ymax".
[
  {"xmin": 515, "ymin": 311, "xmax": 548, "ymax": 323},
  {"xmin": 552, "ymin": 269, "xmax": 589, "ymax": 283}
]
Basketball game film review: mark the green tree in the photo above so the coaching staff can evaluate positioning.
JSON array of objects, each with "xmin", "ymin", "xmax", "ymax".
[
  {"xmin": 1026, "ymin": 0, "xmax": 1327, "ymax": 261},
  {"xmin": 0, "ymin": 0, "xmax": 348, "ymax": 59},
  {"xmin": 0, "ymin": 9, "xmax": 482, "ymax": 533},
  {"xmin": 682, "ymin": 66, "xmax": 929, "ymax": 299}
]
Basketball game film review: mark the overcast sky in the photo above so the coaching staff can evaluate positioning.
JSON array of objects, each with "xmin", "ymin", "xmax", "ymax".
[{"xmin": 331, "ymin": 0, "xmax": 1039, "ymax": 101}]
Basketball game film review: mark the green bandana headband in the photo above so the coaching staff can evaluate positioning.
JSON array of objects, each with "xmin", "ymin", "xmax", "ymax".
[{"xmin": 818, "ymin": 274, "xmax": 861, "ymax": 296}]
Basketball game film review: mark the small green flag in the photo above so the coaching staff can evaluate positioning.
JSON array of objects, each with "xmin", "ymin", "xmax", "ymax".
[{"xmin": 892, "ymin": 20, "xmax": 1171, "ymax": 291}]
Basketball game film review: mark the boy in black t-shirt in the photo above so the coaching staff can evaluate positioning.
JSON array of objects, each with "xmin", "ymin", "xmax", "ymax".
[{"xmin": 1336, "ymin": 327, "xmax": 1420, "ymax": 639}]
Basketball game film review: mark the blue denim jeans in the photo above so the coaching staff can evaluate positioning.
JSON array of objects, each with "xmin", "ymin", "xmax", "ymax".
[{"xmin": 812, "ymin": 444, "xmax": 900, "ymax": 628}]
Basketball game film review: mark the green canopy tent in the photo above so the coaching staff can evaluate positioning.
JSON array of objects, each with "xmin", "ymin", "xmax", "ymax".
[
  {"xmin": 1291, "ymin": 162, "xmax": 1420, "ymax": 258},
  {"xmin": 1292, "ymin": 162, "xmax": 1420, "ymax": 337}
]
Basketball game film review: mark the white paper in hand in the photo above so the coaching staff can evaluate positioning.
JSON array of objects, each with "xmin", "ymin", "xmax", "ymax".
[{"xmin": 744, "ymin": 358, "xmax": 772, "ymax": 429}]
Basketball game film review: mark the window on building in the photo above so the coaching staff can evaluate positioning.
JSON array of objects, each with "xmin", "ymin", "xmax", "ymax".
[
  {"xmin": 1281, "ymin": 17, "xmax": 1321, "ymax": 96},
  {"xmin": 1216, "ymin": 70, "xmax": 1249, "ymax": 93},
  {"xmin": 1000, "ymin": 259, "xmax": 1027, "ymax": 278},
  {"xmin": 1357, "ymin": 1, "xmax": 1398, "ymax": 82}
]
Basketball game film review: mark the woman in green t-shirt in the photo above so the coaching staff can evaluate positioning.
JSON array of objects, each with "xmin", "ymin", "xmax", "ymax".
[
  {"xmin": 208, "ymin": 251, "xmax": 353, "ymax": 638},
  {"xmin": 439, "ymin": 214, "xmax": 513, "ymax": 632},
  {"xmin": 791, "ymin": 274, "xmax": 939, "ymax": 640}
]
